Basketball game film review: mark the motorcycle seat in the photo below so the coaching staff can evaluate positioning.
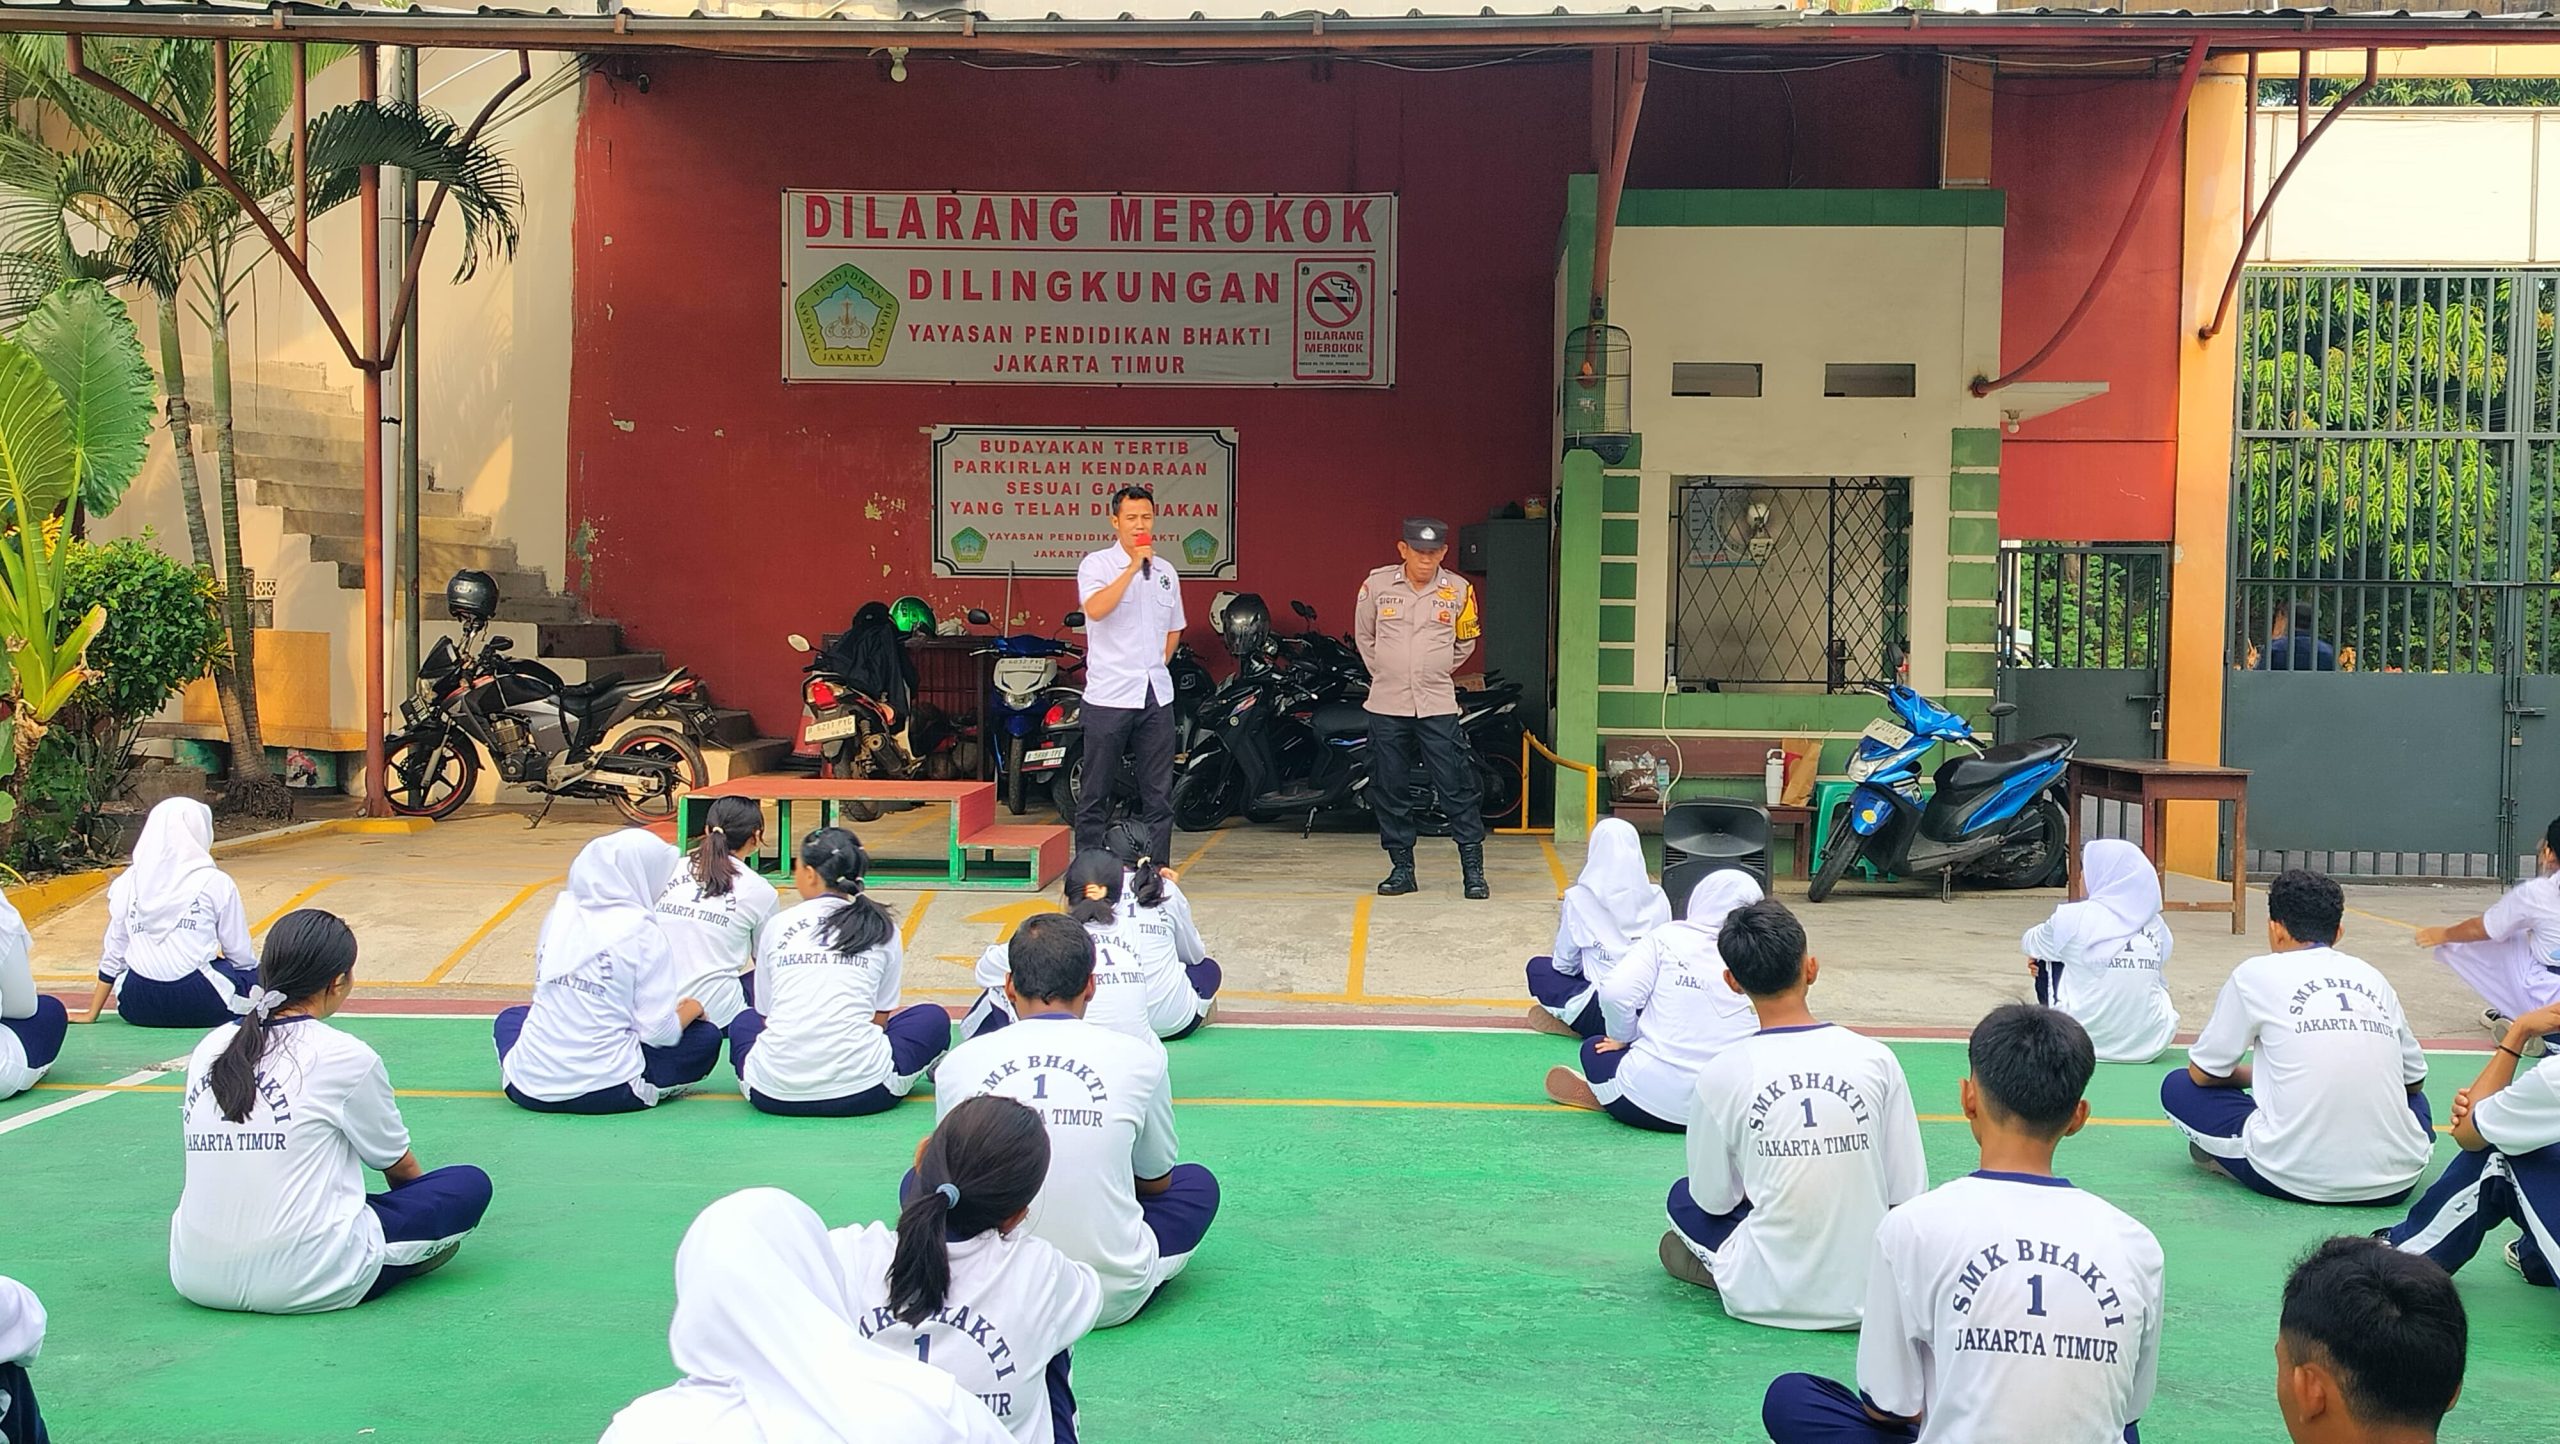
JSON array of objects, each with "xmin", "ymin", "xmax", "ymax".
[
  {"xmin": 557, "ymin": 673, "xmax": 625, "ymax": 702},
  {"xmin": 1936, "ymin": 734, "xmax": 2073, "ymax": 792},
  {"xmin": 1310, "ymin": 702, "xmax": 1370, "ymax": 741}
]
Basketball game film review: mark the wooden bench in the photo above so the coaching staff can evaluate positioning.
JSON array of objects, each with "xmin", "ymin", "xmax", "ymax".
[
  {"xmin": 671, "ymin": 779, "xmax": 1068, "ymax": 891},
  {"xmin": 1598, "ymin": 734, "xmax": 1815, "ymax": 878}
]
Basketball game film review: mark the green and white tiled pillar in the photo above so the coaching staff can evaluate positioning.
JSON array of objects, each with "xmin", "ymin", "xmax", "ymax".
[
  {"xmin": 1555, "ymin": 445, "xmax": 1643, "ymax": 849},
  {"xmin": 1944, "ymin": 427, "xmax": 2003, "ymax": 720}
]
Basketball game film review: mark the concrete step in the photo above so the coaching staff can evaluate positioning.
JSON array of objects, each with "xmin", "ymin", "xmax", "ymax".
[
  {"xmin": 233, "ymin": 428, "xmax": 363, "ymax": 466},
  {"xmin": 233, "ymin": 453, "xmax": 368, "ymax": 491},
  {"xmin": 252, "ymin": 479, "xmax": 465, "ymax": 518},
  {"xmin": 278, "ymin": 508, "xmax": 493, "ymax": 546},
  {"xmin": 496, "ymin": 591, "xmax": 583, "ymax": 624},
  {"xmin": 335, "ymin": 559, "xmax": 549, "ymax": 598},
  {"xmin": 185, "ymin": 357, "xmax": 339, "ymax": 396},
  {"xmin": 310, "ymin": 534, "xmax": 524, "ymax": 577},
  {"xmin": 699, "ymin": 707, "xmax": 759, "ymax": 747},
  {"xmin": 702, "ymin": 737, "xmax": 791, "ymax": 785},
  {"xmin": 536, "ymin": 619, "xmax": 627, "ymax": 658},
  {"xmin": 225, "ymin": 405, "xmax": 364, "ymax": 443},
  {"xmin": 542, "ymin": 651, "xmax": 668, "ymax": 686}
]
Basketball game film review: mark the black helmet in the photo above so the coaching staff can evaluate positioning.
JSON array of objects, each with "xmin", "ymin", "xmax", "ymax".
[
  {"xmin": 446, "ymin": 569, "xmax": 500, "ymax": 625},
  {"xmin": 1104, "ymin": 816, "xmax": 1153, "ymax": 869},
  {"xmin": 1217, "ymin": 592, "xmax": 1269, "ymax": 658}
]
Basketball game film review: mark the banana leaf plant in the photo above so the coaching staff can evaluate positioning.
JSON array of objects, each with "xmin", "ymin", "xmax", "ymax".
[{"xmin": 0, "ymin": 329, "xmax": 111, "ymax": 824}]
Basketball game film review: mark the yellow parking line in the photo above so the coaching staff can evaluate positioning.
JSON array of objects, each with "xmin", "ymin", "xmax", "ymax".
[
  {"xmin": 1173, "ymin": 827, "xmax": 1230, "ymax": 877},
  {"xmin": 900, "ymin": 891, "xmax": 936, "ymax": 951},
  {"xmin": 1537, "ymin": 837, "xmax": 1568, "ymax": 896},
  {"xmin": 420, "ymin": 876, "xmax": 563, "ymax": 986},
  {"xmin": 1343, "ymin": 896, "xmax": 1373, "ymax": 998},
  {"xmin": 252, "ymin": 877, "xmax": 347, "ymax": 934}
]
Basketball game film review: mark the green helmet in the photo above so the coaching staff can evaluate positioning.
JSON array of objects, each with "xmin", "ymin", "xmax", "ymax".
[{"xmin": 889, "ymin": 596, "xmax": 936, "ymax": 635}]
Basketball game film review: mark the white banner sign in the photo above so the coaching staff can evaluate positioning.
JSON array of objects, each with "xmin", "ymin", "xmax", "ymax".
[
  {"xmin": 784, "ymin": 191, "xmax": 1396, "ymax": 387},
  {"xmin": 931, "ymin": 426, "xmax": 1238, "ymax": 578}
]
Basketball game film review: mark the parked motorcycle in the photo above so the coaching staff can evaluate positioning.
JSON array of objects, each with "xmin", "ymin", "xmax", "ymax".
[
  {"xmin": 384, "ymin": 570, "xmax": 712, "ymax": 825},
  {"xmin": 1804, "ymin": 683, "xmax": 2074, "ymax": 902},
  {"xmin": 1050, "ymin": 638, "xmax": 1214, "ymax": 822},
  {"xmin": 978, "ymin": 609, "xmax": 1086, "ymax": 816}
]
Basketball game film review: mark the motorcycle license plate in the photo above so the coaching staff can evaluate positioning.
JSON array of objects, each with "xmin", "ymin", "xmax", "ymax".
[
  {"xmin": 805, "ymin": 714, "xmax": 864, "ymax": 743},
  {"xmin": 1023, "ymin": 746, "xmax": 1066, "ymax": 767},
  {"xmin": 1861, "ymin": 718, "xmax": 1914, "ymax": 750}
]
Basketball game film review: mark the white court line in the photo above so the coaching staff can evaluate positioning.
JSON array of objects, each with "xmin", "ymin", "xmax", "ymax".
[{"xmin": 0, "ymin": 1058, "xmax": 187, "ymax": 1138}]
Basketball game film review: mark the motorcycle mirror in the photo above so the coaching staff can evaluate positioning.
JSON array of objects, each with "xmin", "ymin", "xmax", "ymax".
[
  {"xmin": 487, "ymin": 635, "xmax": 515, "ymax": 652},
  {"xmin": 965, "ymin": 608, "xmax": 992, "ymax": 626},
  {"xmin": 1988, "ymin": 701, "xmax": 2019, "ymax": 718},
  {"xmin": 1063, "ymin": 611, "xmax": 1086, "ymax": 630},
  {"xmin": 786, "ymin": 633, "xmax": 812, "ymax": 652},
  {"xmin": 1292, "ymin": 600, "xmax": 1316, "ymax": 620}
]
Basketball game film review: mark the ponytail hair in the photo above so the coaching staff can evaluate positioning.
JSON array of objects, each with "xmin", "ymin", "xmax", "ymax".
[
  {"xmin": 1065, "ymin": 849, "xmax": 1121, "ymax": 927},
  {"xmin": 691, "ymin": 796, "xmax": 764, "ymax": 899},
  {"xmin": 800, "ymin": 826, "xmax": 895, "ymax": 955},
  {"xmin": 1127, "ymin": 854, "xmax": 1169, "ymax": 910},
  {"xmin": 208, "ymin": 910, "xmax": 358, "ymax": 1124},
  {"xmin": 890, "ymin": 1095, "xmax": 1051, "ymax": 1325}
]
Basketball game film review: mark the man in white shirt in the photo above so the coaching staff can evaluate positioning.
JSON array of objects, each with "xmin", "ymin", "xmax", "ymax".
[
  {"xmin": 2385, "ymin": 998, "xmax": 2560, "ymax": 1286},
  {"xmin": 2415, "ymin": 814, "xmax": 2560, "ymax": 1049},
  {"xmin": 1763, "ymin": 1003, "xmax": 2165, "ymax": 1444},
  {"xmin": 1073, "ymin": 485, "xmax": 1186, "ymax": 863},
  {"xmin": 930, "ymin": 913, "xmax": 1218, "ymax": 1327},
  {"xmin": 1661, "ymin": 899, "xmax": 1927, "ymax": 1330},
  {"xmin": 2164, "ymin": 869, "xmax": 2435, "ymax": 1206}
]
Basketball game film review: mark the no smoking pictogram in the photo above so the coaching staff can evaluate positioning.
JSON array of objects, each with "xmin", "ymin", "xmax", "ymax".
[{"xmin": 1305, "ymin": 270, "xmax": 1365, "ymax": 328}]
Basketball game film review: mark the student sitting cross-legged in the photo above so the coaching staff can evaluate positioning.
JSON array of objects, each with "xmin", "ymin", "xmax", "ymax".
[
  {"xmin": 2276, "ymin": 1237, "xmax": 2468, "ymax": 1444},
  {"xmin": 1526, "ymin": 817, "xmax": 1670, "ymax": 1039},
  {"xmin": 654, "ymin": 795, "xmax": 781, "ymax": 1036},
  {"xmin": 1116, "ymin": 849, "xmax": 1221, "ymax": 1040},
  {"xmin": 601, "ymin": 1188, "xmax": 1012, "ymax": 1444},
  {"xmin": 1659, "ymin": 898, "xmax": 1928, "ymax": 1329},
  {"xmin": 2163, "ymin": 868, "xmax": 2434, "ymax": 1206},
  {"xmin": 74, "ymin": 798, "xmax": 259, "ymax": 1029},
  {"xmin": 835, "ymin": 1095, "xmax": 1104, "ymax": 1444},
  {"xmin": 728, "ymin": 827, "xmax": 951, "ymax": 1117},
  {"xmin": 169, "ymin": 910, "xmax": 493, "ymax": 1313},
  {"xmin": 2022, "ymin": 838, "xmax": 2178, "ymax": 1065},
  {"xmin": 495, "ymin": 830, "xmax": 725, "ymax": 1114},
  {"xmin": 1545, "ymin": 871, "xmax": 1763, "ymax": 1132},
  {"xmin": 2382, "ymin": 998, "xmax": 2560, "ymax": 1286},
  {"xmin": 967, "ymin": 851, "xmax": 1215, "ymax": 1045},
  {"xmin": 1, "ymin": 1274, "xmax": 46, "ymax": 1444},
  {"xmin": 935, "ymin": 913, "xmax": 1220, "ymax": 1328},
  {"xmin": 0, "ymin": 892, "xmax": 64, "ymax": 1104},
  {"xmin": 1762, "ymin": 1003, "xmax": 2165, "ymax": 1444}
]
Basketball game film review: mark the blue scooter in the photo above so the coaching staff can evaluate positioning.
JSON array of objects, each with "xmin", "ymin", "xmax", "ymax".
[
  {"xmin": 968, "ymin": 608, "xmax": 1085, "ymax": 817},
  {"xmin": 1805, "ymin": 683, "xmax": 2075, "ymax": 902}
]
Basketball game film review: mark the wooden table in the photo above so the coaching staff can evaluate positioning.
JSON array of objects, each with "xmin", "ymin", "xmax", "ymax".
[
  {"xmin": 1769, "ymin": 803, "xmax": 1815, "ymax": 880},
  {"xmin": 2066, "ymin": 758, "xmax": 2251, "ymax": 934}
]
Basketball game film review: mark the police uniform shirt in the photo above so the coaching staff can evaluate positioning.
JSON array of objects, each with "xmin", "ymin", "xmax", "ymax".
[{"xmin": 1355, "ymin": 564, "xmax": 1480, "ymax": 718}]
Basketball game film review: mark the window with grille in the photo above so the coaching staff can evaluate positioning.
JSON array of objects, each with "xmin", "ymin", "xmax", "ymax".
[{"xmin": 1670, "ymin": 477, "xmax": 1911, "ymax": 690}]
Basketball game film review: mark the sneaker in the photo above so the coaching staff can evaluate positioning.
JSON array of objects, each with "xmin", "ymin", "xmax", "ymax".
[
  {"xmin": 1657, "ymin": 1230, "xmax": 1718, "ymax": 1290},
  {"xmin": 2188, "ymin": 1142, "xmax": 2234, "ymax": 1180},
  {"xmin": 1522, "ymin": 1005, "xmax": 1582, "ymax": 1039},
  {"xmin": 406, "ymin": 1240, "xmax": 465, "ymax": 1282},
  {"xmin": 2483, "ymin": 1010, "xmax": 2549, "ymax": 1058},
  {"xmin": 1544, "ymin": 1065, "xmax": 1605, "ymax": 1113}
]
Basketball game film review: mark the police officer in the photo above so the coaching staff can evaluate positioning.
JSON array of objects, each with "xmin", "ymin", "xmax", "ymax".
[{"xmin": 1355, "ymin": 517, "xmax": 1488, "ymax": 900}]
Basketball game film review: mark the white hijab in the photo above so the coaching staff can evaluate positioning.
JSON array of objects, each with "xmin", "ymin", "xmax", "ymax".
[
  {"xmin": 1562, "ymin": 818, "xmax": 1671, "ymax": 955},
  {"xmin": 2037, "ymin": 839, "xmax": 2160, "ymax": 966},
  {"xmin": 538, "ymin": 830, "xmax": 679, "ymax": 983},
  {"xmin": 110, "ymin": 797, "xmax": 218, "ymax": 936},
  {"xmin": 1649, "ymin": 870, "xmax": 1766, "ymax": 962},
  {"xmin": 605, "ymin": 1188, "xmax": 1006, "ymax": 1444}
]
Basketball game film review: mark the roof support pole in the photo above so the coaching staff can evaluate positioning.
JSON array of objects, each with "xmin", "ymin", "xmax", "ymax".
[
  {"xmin": 2198, "ymin": 47, "xmax": 2376, "ymax": 341},
  {"xmin": 359, "ymin": 46, "xmax": 387, "ymax": 815},
  {"xmin": 291, "ymin": 43, "xmax": 308, "ymax": 263},
  {"xmin": 1584, "ymin": 44, "xmax": 1647, "ymax": 365},
  {"xmin": 1974, "ymin": 38, "xmax": 2207, "ymax": 395}
]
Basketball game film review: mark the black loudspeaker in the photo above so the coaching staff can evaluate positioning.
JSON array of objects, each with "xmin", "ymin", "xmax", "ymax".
[{"xmin": 1662, "ymin": 800, "xmax": 1773, "ymax": 910}]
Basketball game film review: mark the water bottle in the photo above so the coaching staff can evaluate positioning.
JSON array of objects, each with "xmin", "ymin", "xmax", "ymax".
[
  {"xmin": 1765, "ymin": 749, "xmax": 1787, "ymax": 806},
  {"xmin": 1653, "ymin": 752, "xmax": 1672, "ymax": 797}
]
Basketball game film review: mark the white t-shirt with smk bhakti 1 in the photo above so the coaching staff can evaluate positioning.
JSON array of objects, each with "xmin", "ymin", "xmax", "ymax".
[
  {"xmin": 2183, "ymin": 945, "xmax": 2433, "ymax": 1202},
  {"xmin": 169, "ymin": 1018, "xmax": 414, "ymax": 1314},
  {"xmin": 654, "ymin": 862, "xmax": 780, "ymax": 1030},
  {"xmin": 974, "ymin": 919, "xmax": 1165, "ymax": 1044},
  {"xmin": 932, "ymin": 1015, "xmax": 1182, "ymax": 1328},
  {"xmin": 1856, "ymin": 1172, "xmax": 2166, "ymax": 1444},
  {"xmin": 1683, "ymin": 1023, "xmax": 1929, "ymax": 1330},
  {"xmin": 835, "ymin": 1223, "xmax": 1103, "ymax": 1444},
  {"xmin": 740, "ymin": 897, "xmax": 911, "ymax": 1104}
]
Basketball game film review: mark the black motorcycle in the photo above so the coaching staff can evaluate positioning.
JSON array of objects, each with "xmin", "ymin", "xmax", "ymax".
[
  {"xmin": 383, "ymin": 571, "xmax": 714, "ymax": 824},
  {"xmin": 1051, "ymin": 638, "xmax": 1215, "ymax": 821}
]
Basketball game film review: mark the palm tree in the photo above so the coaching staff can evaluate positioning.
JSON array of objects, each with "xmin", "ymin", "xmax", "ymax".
[{"xmin": 0, "ymin": 35, "xmax": 519, "ymax": 813}]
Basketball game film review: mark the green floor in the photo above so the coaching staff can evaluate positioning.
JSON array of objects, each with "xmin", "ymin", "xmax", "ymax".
[{"xmin": 5, "ymin": 1020, "xmax": 2556, "ymax": 1443}]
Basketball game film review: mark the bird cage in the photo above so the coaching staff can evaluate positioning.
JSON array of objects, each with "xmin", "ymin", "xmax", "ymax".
[{"xmin": 1563, "ymin": 324, "xmax": 1634, "ymax": 464}]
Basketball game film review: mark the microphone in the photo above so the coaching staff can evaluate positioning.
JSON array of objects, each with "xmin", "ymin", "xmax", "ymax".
[{"xmin": 1139, "ymin": 531, "xmax": 1154, "ymax": 580}]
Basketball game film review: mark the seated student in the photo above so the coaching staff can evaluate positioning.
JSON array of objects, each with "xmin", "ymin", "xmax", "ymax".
[
  {"xmin": 602, "ymin": 1188, "xmax": 1012, "ymax": 1444},
  {"xmin": 967, "ymin": 851, "xmax": 1208, "ymax": 1045},
  {"xmin": 0, "ymin": 894, "xmax": 64, "ymax": 1104},
  {"xmin": 2022, "ymin": 838, "xmax": 2178, "ymax": 1065},
  {"xmin": 1763, "ymin": 1004, "xmax": 2165, "ymax": 1444},
  {"xmin": 2164, "ymin": 868, "xmax": 2434, "ymax": 1206},
  {"xmin": 169, "ymin": 910, "xmax": 492, "ymax": 1313},
  {"xmin": 1, "ymin": 1274, "xmax": 45, "ymax": 1444},
  {"xmin": 835, "ymin": 1095, "xmax": 1104, "ymax": 1443},
  {"xmin": 1526, "ymin": 817, "xmax": 1670, "ymax": 1039},
  {"xmin": 2416, "ymin": 814, "xmax": 2560, "ymax": 1050},
  {"xmin": 1661, "ymin": 899, "xmax": 1927, "ymax": 1329},
  {"xmin": 655, "ymin": 795, "xmax": 781, "ymax": 1035},
  {"xmin": 73, "ymin": 798, "xmax": 258, "ymax": 1029},
  {"xmin": 728, "ymin": 828, "xmax": 950, "ymax": 1117},
  {"xmin": 936, "ymin": 913, "xmax": 1219, "ymax": 1328},
  {"xmin": 495, "ymin": 830, "xmax": 723, "ymax": 1115},
  {"xmin": 2383, "ymin": 998, "xmax": 2560, "ymax": 1286},
  {"xmin": 1118, "ymin": 850, "xmax": 1221, "ymax": 1040},
  {"xmin": 1545, "ymin": 871, "xmax": 1763, "ymax": 1132},
  {"xmin": 2277, "ymin": 1237, "xmax": 2467, "ymax": 1444}
]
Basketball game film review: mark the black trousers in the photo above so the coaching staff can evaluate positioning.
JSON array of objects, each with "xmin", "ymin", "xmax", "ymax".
[
  {"xmin": 1368, "ymin": 711, "xmax": 1484, "ymax": 852},
  {"xmin": 1077, "ymin": 699, "xmax": 1176, "ymax": 861}
]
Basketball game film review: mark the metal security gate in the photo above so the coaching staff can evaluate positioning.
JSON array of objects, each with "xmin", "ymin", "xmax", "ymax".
[
  {"xmin": 1670, "ymin": 477, "xmax": 1911, "ymax": 690},
  {"xmin": 1996, "ymin": 543, "xmax": 2169, "ymax": 761},
  {"xmin": 2229, "ymin": 269, "xmax": 2560, "ymax": 881}
]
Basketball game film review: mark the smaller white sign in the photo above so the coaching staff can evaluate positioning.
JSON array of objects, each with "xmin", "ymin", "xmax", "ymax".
[{"xmin": 932, "ymin": 425, "xmax": 1238, "ymax": 578}]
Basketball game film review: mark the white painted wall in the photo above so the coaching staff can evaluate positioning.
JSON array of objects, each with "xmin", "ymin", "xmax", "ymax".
[{"xmin": 2251, "ymin": 106, "xmax": 2560, "ymax": 265}]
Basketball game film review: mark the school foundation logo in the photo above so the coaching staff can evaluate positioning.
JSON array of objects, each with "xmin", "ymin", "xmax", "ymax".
[
  {"xmin": 950, "ymin": 527, "xmax": 989, "ymax": 565},
  {"xmin": 796, "ymin": 263, "xmax": 898, "ymax": 367},
  {"xmin": 1182, "ymin": 530, "xmax": 1219, "ymax": 568}
]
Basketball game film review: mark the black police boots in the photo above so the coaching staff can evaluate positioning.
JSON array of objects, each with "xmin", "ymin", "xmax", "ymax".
[
  {"xmin": 1377, "ymin": 848, "xmax": 1418, "ymax": 896},
  {"xmin": 1459, "ymin": 841, "xmax": 1489, "ymax": 900}
]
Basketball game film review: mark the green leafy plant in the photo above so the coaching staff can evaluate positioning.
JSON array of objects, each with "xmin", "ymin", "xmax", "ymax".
[
  {"xmin": 61, "ymin": 534, "xmax": 222, "ymax": 721},
  {"xmin": 0, "ymin": 331, "xmax": 109, "ymax": 827},
  {"xmin": 18, "ymin": 279, "xmax": 153, "ymax": 524}
]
